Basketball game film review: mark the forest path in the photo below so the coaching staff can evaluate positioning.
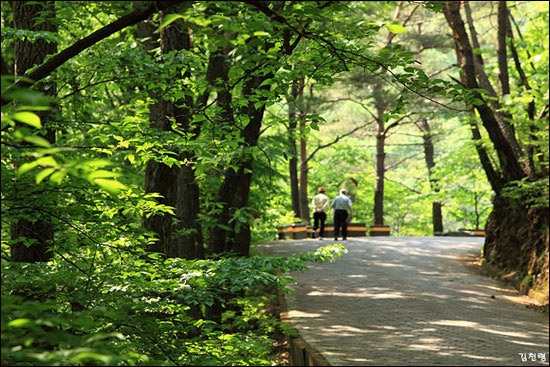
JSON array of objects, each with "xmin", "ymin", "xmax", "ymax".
[{"xmin": 253, "ymin": 237, "xmax": 549, "ymax": 366}]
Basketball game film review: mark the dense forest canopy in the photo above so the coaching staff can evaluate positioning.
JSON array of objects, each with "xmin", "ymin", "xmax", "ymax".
[{"xmin": 1, "ymin": 1, "xmax": 548, "ymax": 365}]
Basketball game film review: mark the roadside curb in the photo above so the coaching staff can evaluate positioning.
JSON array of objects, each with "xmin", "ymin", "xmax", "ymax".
[{"xmin": 278, "ymin": 289, "xmax": 331, "ymax": 366}]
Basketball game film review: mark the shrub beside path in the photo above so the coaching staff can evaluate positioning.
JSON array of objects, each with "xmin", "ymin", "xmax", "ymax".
[{"xmin": 254, "ymin": 237, "xmax": 549, "ymax": 366}]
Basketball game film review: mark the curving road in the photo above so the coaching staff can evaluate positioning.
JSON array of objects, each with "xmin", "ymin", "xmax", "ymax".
[{"xmin": 253, "ymin": 237, "xmax": 549, "ymax": 366}]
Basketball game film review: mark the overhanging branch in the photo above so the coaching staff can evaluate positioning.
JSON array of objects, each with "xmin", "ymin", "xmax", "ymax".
[
  {"xmin": 17, "ymin": 1, "xmax": 182, "ymax": 87},
  {"xmin": 384, "ymin": 152, "xmax": 423, "ymax": 172},
  {"xmin": 305, "ymin": 120, "xmax": 375, "ymax": 164},
  {"xmin": 384, "ymin": 176, "xmax": 423, "ymax": 194}
]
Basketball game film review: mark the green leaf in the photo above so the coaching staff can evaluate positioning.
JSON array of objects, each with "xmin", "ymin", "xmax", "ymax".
[
  {"xmin": 253, "ymin": 31, "xmax": 270, "ymax": 37},
  {"xmin": 8, "ymin": 318, "xmax": 33, "ymax": 328},
  {"xmin": 14, "ymin": 105, "xmax": 50, "ymax": 112},
  {"xmin": 17, "ymin": 156, "xmax": 58, "ymax": 176},
  {"xmin": 94, "ymin": 179, "xmax": 127, "ymax": 194},
  {"xmin": 471, "ymin": 98, "xmax": 484, "ymax": 106},
  {"xmin": 12, "ymin": 112, "xmax": 42, "ymax": 128},
  {"xmin": 49, "ymin": 170, "xmax": 66, "ymax": 184},
  {"xmin": 35, "ymin": 156, "xmax": 58, "ymax": 166},
  {"xmin": 159, "ymin": 14, "xmax": 185, "ymax": 30},
  {"xmin": 386, "ymin": 24, "xmax": 407, "ymax": 34},
  {"xmin": 83, "ymin": 159, "xmax": 113, "ymax": 168},
  {"xmin": 88, "ymin": 170, "xmax": 121, "ymax": 180},
  {"xmin": 22, "ymin": 135, "xmax": 51, "ymax": 148},
  {"xmin": 86, "ymin": 332, "xmax": 124, "ymax": 343},
  {"xmin": 36, "ymin": 168, "xmax": 56, "ymax": 183},
  {"xmin": 18, "ymin": 161, "xmax": 40, "ymax": 176}
]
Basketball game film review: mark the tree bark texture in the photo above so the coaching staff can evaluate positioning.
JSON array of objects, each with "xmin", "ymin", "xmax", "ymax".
[
  {"xmin": 444, "ymin": 1, "xmax": 548, "ymax": 299},
  {"xmin": 207, "ymin": 72, "xmax": 270, "ymax": 257},
  {"xmin": 10, "ymin": 1, "xmax": 57, "ymax": 263},
  {"xmin": 464, "ymin": 1, "xmax": 523, "ymax": 165},
  {"xmin": 484, "ymin": 197, "xmax": 549, "ymax": 298},
  {"xmin": 373, "ymin": 124, "xmax": 385, "ymax": 224},
  {"xmin": 468, "ymin": 116, "xmax": 503, "ymax": 193},
  {"xmin": 497, "ymin": 1, "xmax": 510, "ymax": 98},
  {"xmin": 505, "ymin": 13, "xmax": 539, "ymax": 179},
  {"xmin": 443, "ymin": 1, "xmax": 526, "ymax": 185},
  {"xmin": 373, "ymin": 83, "xmax": 385, "ymax": 226},
  {"xmin": 417, "ymin": 118, "xmax": 443, "ymax": 233},
  {"xmin": 142, "ymin": 14, "xmax": 204, "ymax": 260},
  {"xmin": 298, "ymin": 78, "xmax": 310, "ymax": 222},
  {"xmin": 449, "ymin": 7, "xmax": 504, "ymax": 193},
  {"xmin": 288, "ymin": 80, "xmax": 301, "ymax": 218},
  {"xmin": 205, "ymin": 27, "xmax": 286, "ymax": 256}
]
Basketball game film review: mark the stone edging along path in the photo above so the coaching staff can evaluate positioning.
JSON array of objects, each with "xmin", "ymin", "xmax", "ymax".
[{"xmin": 278, "ymin": 288, "xmax": 331, "ymax": 366}]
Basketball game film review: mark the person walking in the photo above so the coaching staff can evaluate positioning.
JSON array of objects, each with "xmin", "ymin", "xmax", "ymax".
[
  {"xmin": 331, "ymin": 188, "xmax": 353, "ymax": 240},
  {"xmin": 311, "ymin": 187, "xmax": 329, "ymax": 240}
]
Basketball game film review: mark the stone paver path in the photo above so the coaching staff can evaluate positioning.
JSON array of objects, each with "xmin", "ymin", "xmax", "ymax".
[{"xmin": 254, "ymin": 237, "xmax": 549, "ymax": 366}]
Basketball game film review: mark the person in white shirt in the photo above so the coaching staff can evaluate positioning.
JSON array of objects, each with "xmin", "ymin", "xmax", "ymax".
[
  {"xmin": 331, "ymin": 189, "xmax": 353, "ymax": 240},
  {"xmin": 311, "ymin": 187, "xmax": 329, "ymax": 240}
]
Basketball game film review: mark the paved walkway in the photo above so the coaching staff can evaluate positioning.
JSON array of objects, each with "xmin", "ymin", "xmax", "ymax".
[{"xmin": 253, "ymin": 237, "xmax": 549, "ymax": 366}]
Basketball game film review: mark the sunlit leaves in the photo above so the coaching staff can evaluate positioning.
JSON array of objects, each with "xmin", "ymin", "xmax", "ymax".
[
  {"xmin": 17, "ymin": 155, "xmax": 57, "ymax": 176},
  {"xmin": 386, "ymin": 24, "xmax": 408, "ymax": 34},
  {"xmin": 35, "ymin": 167, "xmax": 56, "ymax": 184},
  {"xmin": 11, "ymin": 112, "xmax": 42, "ymax": 128},
  {"xmin": 0, "ymin": 242, "xmax": 346, "ymax": 366},
  {"xmin": 5, "ymin": 0, "xmax": 524, "ymax": 365},
  {"xmin": 15, "ymin": 153, "xmax": 127, "ymax": 194},
  {"xmin": 21, "ymin": 135, "xmax": 51, "ymax": 148},
  {"xmin": 93, "ymin": 179, "xmax": 127, "ymax": 194},
  {"xmin": 7, "ymin": 318, "xmax": 34, "ymax": 328},
  {"xmin": 158, "ymin": 13, "xmax": 187, "ymax": 30}
]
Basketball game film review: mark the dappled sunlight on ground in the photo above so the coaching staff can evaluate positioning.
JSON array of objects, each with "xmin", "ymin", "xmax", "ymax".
[
  {"xmin": 307, "ymin": 288, "xmax": 408, "ymax": 299},
  {"xmin": 287, "ymin": 310, "xmax": 325, "ymax": 318},
  {"xmin": 254, "ymin": 237, "xmax": 549, "ymax": 366},
  {"xmin": 428, "ymin": 319, "xmax": 531, "ymax": 339}
]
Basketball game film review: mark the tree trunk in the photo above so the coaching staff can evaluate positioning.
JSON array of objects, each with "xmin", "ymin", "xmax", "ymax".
[
  {"xmin": 432, "ymin": 202, "xmax": 443, "ymax": 233},
  {"xmin": 473, "ymin": 192, "xmax": 480, "ymax": 229},
  {"xmin": 505, "ymin": 12, "xmax": 539, "ymax": 179},
  {"xmin": 443, "ymin": 2, "xmax": 526, "ymax": 185},
  {"xmin": 464, "ymin": 1, "xmax": 523, "ymax": 165},
  {"xmin": 373, "ymin": 116, "xmax": 385, "ymax": 225},
  {"xmin": 298, "ymin": 78, "xmax": 310, "ymax": 222},
  {"xmin": 484, "ymin": 197, "xmax": 549, "ymax": 296},
  {"xmin": 206, "ymin": 9, "xmax": 304, "ymax": 256},
  {"xmin": 288, "ymin": 80, "xmax": 300, "ymax": 218},
  {"xmin": 299, "ymin": 136, "xmax": 309, "ymax": 222},
  {"xmin": 142, "ymin": 14, "xmax": 204, "ymax": 260},
  {"xmin": 417, "ymin": 118, "xmax": 443, "ymax": 233},
  {"xmin": 468, "ymin": 116, "xmax": 504, "ymax": 193},
  {"xmin": 10, "ymin": 1, "xmax": 57, "ymax": 263},
  {"xmin": 373, "ymin": 84, "xmax": 385, "ymax": 226},
  {"xmin": 448, "ymin": 16, "xmax": 504, "ymax": 194},
  {"xmin": 208, "ymin": 73, "xmax": 271, "ymax": 257},
  {"xmin": 496, "ymin": 1, "xmax": 510, "ymax": 99},
  {"xmin": 208, "ymin": 162, "xmax": 254, "ymax": 256},
  {"xmin": 444, "ymin": 1, "xmax": 548, "ymax": 299}
]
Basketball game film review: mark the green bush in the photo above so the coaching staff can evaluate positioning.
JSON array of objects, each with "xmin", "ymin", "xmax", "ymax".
[{"xmin": 1, "ymin": 245, "xmax": 346, "ymax": 366}]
